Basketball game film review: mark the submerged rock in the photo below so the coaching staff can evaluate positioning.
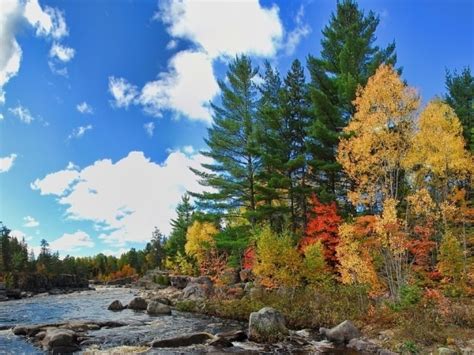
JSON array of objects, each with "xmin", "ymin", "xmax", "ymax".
[
  {"xmin": 320, "ymin": 320, "xmax": 361, "ymax": 344},
  {"xmin": 146, "ymin": 301, "xmax": 171, "ymax": 315},
  {"xmin": 150, "ymin": 332, "xmax": 214, "ymax": 348},
  {"xmin": 248, "ymin": 307, "xmax": 288, "ymax": 343},
  {"xmin": 41, "ymin": 328, "xmax": 79, "ymax": 353},
  {"xmin": 107, "ymin": 300, "xmax": 125, "ymax": 311},
  {"xmin": 128, "ymin": 297, "xmax": 147, "ymax": 310}
]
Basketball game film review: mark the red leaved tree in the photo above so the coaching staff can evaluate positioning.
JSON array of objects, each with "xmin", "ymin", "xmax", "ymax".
[{"xmin": 301, "ymin": 194, "xmax": 342, "ymax": 270}]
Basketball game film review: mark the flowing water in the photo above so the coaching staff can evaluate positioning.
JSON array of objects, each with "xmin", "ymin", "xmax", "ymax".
[{"xmin": 0, "ymin": 287, "xmax": 357, "ymax": 354}]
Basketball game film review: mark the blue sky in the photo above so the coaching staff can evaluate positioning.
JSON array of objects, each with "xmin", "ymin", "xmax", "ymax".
[{"xmin": 0, "ymin": 0, "xmax": 472, "ymax": 257}]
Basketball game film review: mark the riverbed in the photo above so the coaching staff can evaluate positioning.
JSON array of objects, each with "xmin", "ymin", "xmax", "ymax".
[{"xmin": 0, "ymin": 287, "xmax": 357, "ymax": 354}]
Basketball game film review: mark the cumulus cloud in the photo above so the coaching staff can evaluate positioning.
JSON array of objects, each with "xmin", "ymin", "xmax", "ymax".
[
  {"xmin": 10, "ymin": 229, "xmax": 33, "ymax": 242},
  {"xmin": 0, "ymin": 0, "xmax": 73, "ymax": 101},
  {"xmin": 101, "ymin": 248, "xmax": 129, "ymax": 257},
  {"xmin": 76, "ymin": 101, "xmax": 93, "ymax": 114},
  {"xmin": 68, "ymin": 124, "xmax": 93, "ymax": 140},
  {"xmin": 8, "ymin": 104, "xmax": 35, "ymax": 123},
  {"xmin": 23, "ymin": 215, "xmax": 39, "ymax": 228},
  {"xmin": 110, "ymin": 0, "xmax": 284, "ymax": 123},
  {"xmin": 32, "ymin": 149, "xmax": 212, "ymax": 245},
  {"xmin": 0, "ymin": 153, "xmax": 17, "ymax": 173},
  {"xmin": 49, "ymin": 230, "xmax": 94, "ymax": 253},
  {"xmin": 49, "ymin": 42, "xmax": 75, "ymax": 62},
  {"xmin": 143, "ymin": 121, "xmax": 155, "ymax": 137}
]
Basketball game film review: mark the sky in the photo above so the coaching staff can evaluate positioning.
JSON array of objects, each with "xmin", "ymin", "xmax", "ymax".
[{"xmin": 0, "ymin": 0, "xmax": 473, "ymax": 258}]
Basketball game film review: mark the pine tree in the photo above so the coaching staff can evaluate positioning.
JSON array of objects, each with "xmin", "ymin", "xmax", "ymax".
[
  {"xmin": 165, "ymin": 194, "xmax": 194, "ymax": 257},
  {"xmin": 445, "ymin": 67, "xmax": 474, "ymax": 150},
  {"xmin": 191, "ymin": 55, "xmax": 260, "ymax": 225},
  {"xmin": 281, "ymin": 59, "xmax": 312, "ymax": 231},
  {"xmin": 306, "ymin": 0, "xmax": 398, "ymax": 202}
]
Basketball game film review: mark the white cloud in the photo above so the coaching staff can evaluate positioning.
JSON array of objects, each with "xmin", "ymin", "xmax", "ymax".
[
  {"xmin": 110, "ymin": 0, "xmax": 284, "ymax": 123},
  {"xmin": 68, "ymin": 124, "xmax": 93, "ymax": 140},
  {"xmin": 0, "ymin": 0, "xmax": 72, "ymax": 102},
  {"xmin": 0, "ymin": 153, "xmax": 17, "ymax": 173},
  {"xmin": 139, "ymin": 50, "xmax": 218, "ymax": 122},
  {"xmin": 49, "ymin": 230, "xmax": 94, "ymax": 253},
  {"xmin": 0, "ymin": 0, "xmax": 23, "ymax": 105},
  {"xmin": 9, "ymin": 104, "xmax": 35, "ymax": 123},
  {"xmin": 49, "ymin": 42, "xmax": 75, "ymax": 62},
  {"xmin": 156, "ymin": 0, "xmax": 283, "ymax": 58},
  {"xmin": 108, "ymin": 76, "xmax": 138, "ymax": 108},
  {"xmin": 24, "ymin": 0, "xmax": 68, "ymax": 39},
  {"xmin": 23, "ymin": 215, "xmax": 39, "ymax": 228},
  {"xmin": 144, "ymin": 121, "xmax": 155, "ymax": 137},
  {"xmin": 284, "ymin": 5, "xmax": 311, "ymax": 56},
  {"xmin": 32, "ymin": 149, "xmax": 212, "ymax": 245},
  {"xmin": 31, "ymin": 162, "xmax": 80, "ymax": 196},
  {"xmin": 182, "ymin": 145, "xmax": 194, "ymax": 155},
  {"xmin": 76, "ymin": 101, "xmax": 93, "ymax": 114}
]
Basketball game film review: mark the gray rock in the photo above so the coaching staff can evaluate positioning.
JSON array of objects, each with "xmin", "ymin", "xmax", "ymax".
[
  {"xmin": 347, "ymin": 338, "xmax": 381, "ymax": 353},
  {"xmin": 248, "ymin": 307, "xmax": 288, "ymax": 343},
  {"xmin": 107, "ymin": 300, "xmax": 125, "ymax": 311},
  {"xmin": 41, "ymin": 328, "xmax": 79, "ymax": 353},
  {"xmin": 437, "ymin": 348, "xmax": 458, "ymax": 355},
  {"xmin": 320, "ymin": 320, "xmax": 361, "ymax": 344},
  {"xmin": 182, "ymin": 281, "xmax": 213, "ymax": 300},
  {"xmin": 215, "ymin": 329, "xmax": 247, "ymax": 342},
  {"xmin": 169, "ymin": 275, "xmax": 189, "ymax": 289},
  {"xmin": 151, "ymin": 332, "xmax": 214, "ymax": 347},
  {"xmin": 209, "ymin": 337, "xmax": 233, "ymax": 348},
  {"xmin": 147, "ymin": 301, "xmax": 172, "ymax": 315},
  {"xmin": 128, "ymin": 297, "xmax": 147, "ymax": 310}
]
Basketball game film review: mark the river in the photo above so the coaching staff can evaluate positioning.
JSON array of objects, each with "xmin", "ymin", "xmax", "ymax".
[{"xmin": 0, "ymin": 287, "xmax": 356, "ymax": 354}]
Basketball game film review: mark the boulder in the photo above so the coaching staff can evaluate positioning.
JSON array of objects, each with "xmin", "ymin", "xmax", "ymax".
[
  {"xmin": 151, "ymin": 296, "xmax": 172, "ymax": 306},
  {"xmin": 169, "ymin": 275, "xmax": 189, "ymax": 289},
  {"xmin": 248, "ymin": 307, "xmax": 288, "ymax": 343},
  {"xmin": 128, "ymin": 297, "xmax": 148, "ymax": 310},
  {"xmin": 182, "ymin": 283, "xmax": 209, "ymax": 300},
  {"xmin": 6, "ymin": 289, "xmax": 22, "ymax": 299},
  {"xmin": 41, "ymin": 328, "xmax": 79, "ymax": 353},
  {"xmin": 215, "ymin": 329, "xmax": 247, "ymax": 342},
  {"xmin": 151, "ymin": 332, "xmax": 214, "ymax": 348},
  {"xmin": 347, "ymin": 338, "xmax": 383, "ymax": 353},
  {"xmin": 107, "ymin": 300, "xmax": 125, "ymax": 311},
  {"xmin": 147, "ymin": 301, "xmax": 172, "ymax": 315},
  {"xmin": 320, "ymin": 320, "xmax": 361, "ymax": 344},
  {"xmin": 437, "ymin": 348, "xmax": 458, "ymax": 355},
  {"xmin": 208, "ymin": 337, "xmax": 233, "ymax": 348}
]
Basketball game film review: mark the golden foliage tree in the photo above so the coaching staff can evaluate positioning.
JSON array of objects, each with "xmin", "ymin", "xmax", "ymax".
[
  {"xmin": 337, "ymin": 64, "xmax": 419, "ymax": 208},
  {"xmin": 253, "ymin": 226, "xmax": 303, "ymax": 289},
  {"xmin": 185, "ymin": 221, "xmax": 218, "ymax": 266},
  {"xmin": 404, "ymin": 100, "xmax": 473, "ymax": 200}
]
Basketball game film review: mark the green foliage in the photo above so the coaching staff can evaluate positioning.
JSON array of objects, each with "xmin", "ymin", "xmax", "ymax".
[
  {"xmin": 445, "ymin": 66, "xmax": 474, "ymax": 149},
  {"xmin": 153, "ymin": 274, "xmax": 170, "ymax": 286},
  {"xmin": 190, "ymin": 55, "xmax": 260, "ymax": 225},
  {"xmin": 398, "ymin": 341, "xmax": 419, "ymax": 354},
  {"xmin": 388, "ymin": 284, "xmax": 422, "ymax": 311},
  {"xmin": 306, "ymin": 0, "xmax": 398, "ymax": 203},
  {"xmin": 438, "ymin": 232, "xmax": 466, "ymax": 295},
  {"xmin": 165, "ymin": 194, "xmax": 194, "ymax": 257},
  {"xmin": 214, "ymin": 225, "xmax": 251, "ymax": 268},
  {"xmin": 302, "ymin": 241, "xmax": 330, "ymax": 285}
]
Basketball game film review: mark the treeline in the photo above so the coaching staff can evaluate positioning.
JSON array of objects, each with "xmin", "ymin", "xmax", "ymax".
[
  {"xmin": 162, "ymin": 0, "xmax": 474, "ymax": 303},
  {"xmin": 0, "ymin": 224, "xmax": 165, "ymax": 283}
]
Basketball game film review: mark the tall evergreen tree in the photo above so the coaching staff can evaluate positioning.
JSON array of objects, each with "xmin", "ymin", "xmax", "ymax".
[
  {"xmin": 254, "ymin": 61, "xmax": 290, "ymax": 230},
  {"xmin": 306, "ymin": 0, "xmax": 398, "ymax": 202},
  {"xmin": 281, "ymin": 59, "xmax": 312, "ymax": 231},
  {"xmin": 165, "ymin": 194, "xmax": 195, "ymax": 257},
  {"xmin": 191, "ymin": 55, "xmax": 260, "ymax": 225},
  {"xmin": 445, "ymin": 67, "xmax": 474, "ymax": 150}
]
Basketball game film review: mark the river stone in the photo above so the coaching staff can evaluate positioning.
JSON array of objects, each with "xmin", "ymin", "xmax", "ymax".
[
  {"xmin": 437, "ymin": 348, "xmax": 458, "ymax": 355},
  {"xmin": 320, "ymin": 320, "xmax": 361, "ymax": 344},
  {"xmin": 208, "ymin": 337, "xmax": 234, "ymax": 348},
  {"xmin": 42, "ymin": 328, "xmax": 78, "ymax": 352},
  {"xmin": 128, "ymin": 297, "xmax": 148, "ymax": 310},
  {"xmin": 151, "ymin": 332, "xmax": 214, "ymax": 348},
  {"xmin": 169, "ymin": 275, "xmax": 189, "ymax": 289},
  {"xmin": 147, "ymin": 301, "xmax": 171, "ymax": 315},
  {"xmin": 215, "ymin": 329, "xmax": 247, "ymax": 342},
  {"xmin": 347, "ymin": 338, "xmax": 381, "ymax": 353},
  {"xmin": 108, "ymin": 300, "xmax": 125, "ymax": 311},
  {"xmin": 248, "ymin": 307, "xmax": 288, "ymax": 343}
]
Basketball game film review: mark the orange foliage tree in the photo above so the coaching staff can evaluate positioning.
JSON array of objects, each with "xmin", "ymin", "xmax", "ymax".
[{"xmin": 302, "ymin": 194, "xmax": 341, "ymax": 270}]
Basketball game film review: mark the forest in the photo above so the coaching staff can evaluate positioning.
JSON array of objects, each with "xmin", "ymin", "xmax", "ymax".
[{"xmin": 0, "ymin": 0, "xmax": 473, "ymax": 350}]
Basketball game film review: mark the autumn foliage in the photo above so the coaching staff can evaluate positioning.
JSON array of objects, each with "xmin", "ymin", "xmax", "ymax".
[{"xmin": 302, "ymin": 195, "xmax": 341, "ymax": 270}]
